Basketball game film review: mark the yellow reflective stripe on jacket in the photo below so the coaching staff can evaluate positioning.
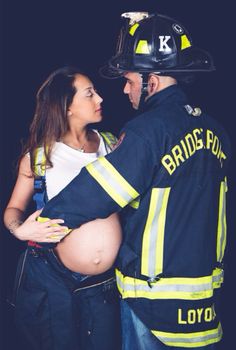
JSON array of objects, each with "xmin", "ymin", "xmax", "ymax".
[
  {"xmin": 116, "ymin": 268, "xmax": 223, "ymax": 300},
  {"xmin": 141, "ymin": 188, "xmax": 170, "ymax": 277},
  {"xmin": 86, "ymin": 157, "xmax": 139, "ymax": 207},
  {"xmin": 34, "ymin": 147, "xmax": 46, "ymax": 176},
  {"xmin": 216, "ymin": 178, "xmax": 227, "ymax": 263},
  {"xmin": 129, "ymin": 197, "xmax": 140, "ymax": 209},
  {"xmin": 151, "ymin": 323, "xmax": 222, "ymax": 348}
]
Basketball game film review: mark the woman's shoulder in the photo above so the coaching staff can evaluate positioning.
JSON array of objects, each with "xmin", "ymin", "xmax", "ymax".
[{"xmin": 18, "ymin": 154, "xmax": 33, "ymax": 178}]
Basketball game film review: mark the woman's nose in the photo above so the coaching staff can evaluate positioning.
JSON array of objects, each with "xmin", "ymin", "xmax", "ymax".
[{"xmin": 96, "ymin": 92, "xmax": 103, "ymax": 104}]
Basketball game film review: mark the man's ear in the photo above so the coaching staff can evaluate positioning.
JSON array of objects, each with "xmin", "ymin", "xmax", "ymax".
[{"xmin": 147, "ymin": 74, "xmax": 159, "ymax": 95}]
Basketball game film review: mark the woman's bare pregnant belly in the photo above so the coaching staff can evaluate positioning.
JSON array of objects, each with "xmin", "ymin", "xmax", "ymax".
[{"xmin": 54, "ymin": 213, "xmax": 122, "ymax": 275}]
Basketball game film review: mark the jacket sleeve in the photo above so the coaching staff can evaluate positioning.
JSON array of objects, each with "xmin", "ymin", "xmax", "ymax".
[{"xmin": 40, "ymin": 129, "xmax": 155, "ymax": 228}]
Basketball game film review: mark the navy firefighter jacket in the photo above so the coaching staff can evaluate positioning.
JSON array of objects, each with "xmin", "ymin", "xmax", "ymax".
[{"xmin": 41, "ymin": 84, "xmax": 231, "ymax": 347}]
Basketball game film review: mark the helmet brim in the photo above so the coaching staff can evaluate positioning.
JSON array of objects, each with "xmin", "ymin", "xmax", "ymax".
[
  {"xmin": 179, "ymin": 47, "xmax": 216, "ymax": 72},
  {"xmin": 99, "ymin": 64, "xmax": 125, "ymax": 79},
  {"xmin": 99, "ymin": 46, "xmax": 215, "ymax": 80}
]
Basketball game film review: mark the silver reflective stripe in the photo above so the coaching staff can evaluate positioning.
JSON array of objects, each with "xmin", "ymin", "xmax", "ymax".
[
  {"xmin": 141, "ymin": 188, "xmax": 170, "ymax": 277},
  {"xmin": 219, "ymin": 194, "xmax": 226, "ymax": 261},
  {"xmin": 152, "ymin": 323, "xmax": 222, "ymax": 347},
  {"xmin": 86, "ymin": 158, "xmax": 139, "ymax": 207},
  {"xmin": 116, "ymin": 268, "xmax": 224, "ymax": 300},
  {"xmin": 147, "ymin": 189, "xmax": 165, "ymax": 276},
  {"xmin": 212, "ymin": 268, "xmax": 224, "ymax": 290},
  {"xmin": 117, "ymin": 277, "xmax": 212, "ymax": 295},
  {"xmin": 217, "ymin": 180, "xmax": 227, "ymax": 263},
  {"xmin": 93, "ymin": 161, "xmax": 133, "ymax": 203}
]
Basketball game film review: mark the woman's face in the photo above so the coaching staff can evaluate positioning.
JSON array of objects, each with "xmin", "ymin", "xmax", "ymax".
[{"xmin": 68, "ymin": 74, "xmax": 103, "ymax": 125}]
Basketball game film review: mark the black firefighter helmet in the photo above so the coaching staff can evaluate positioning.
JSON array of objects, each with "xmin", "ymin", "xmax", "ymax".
[{"xmin": 100, "ymin": 12, "xmax": 215, "ymax": 79}]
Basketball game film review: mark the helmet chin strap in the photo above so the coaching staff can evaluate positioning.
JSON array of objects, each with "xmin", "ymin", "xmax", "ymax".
[{"xmin": 138, "ymin": 73, "xmax": 149, "ymax": 110}]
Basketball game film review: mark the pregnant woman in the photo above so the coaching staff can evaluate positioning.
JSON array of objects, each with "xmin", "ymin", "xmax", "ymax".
[{"xmin": 4, "ymin": 66, "xmax": 122, "ymax": 350}]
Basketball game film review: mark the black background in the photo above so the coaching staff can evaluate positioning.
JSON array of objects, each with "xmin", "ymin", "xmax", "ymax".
[{"xmin": 1, "ymin": 0, "xmax": 235, "ymax": 349}]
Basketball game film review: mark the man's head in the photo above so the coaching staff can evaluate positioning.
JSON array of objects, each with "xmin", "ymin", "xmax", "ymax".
[
  {"xmin": 100, "ymin": 11, "xmax": 215, "ymax": 109},
  {"xmin": 123, "ymin": 72, "xmax": 142, "ymax": 110},
  {"xmin": 123, "ymin": 72, "xmax": 177, "ymax": 110}
]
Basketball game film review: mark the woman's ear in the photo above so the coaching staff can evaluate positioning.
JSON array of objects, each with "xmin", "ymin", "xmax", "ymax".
[
  {"xmin": 147, "ymin": 74, "xmax": 159, "ymax": 95},
  {"xmin": 67, "ymin": 110, "xmax": 72, "ymax": 117}
]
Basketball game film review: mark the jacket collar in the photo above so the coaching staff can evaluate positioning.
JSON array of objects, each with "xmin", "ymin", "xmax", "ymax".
[{"xmin": 142, "ymin": 84, "xmax": 188, "ymax": 112}]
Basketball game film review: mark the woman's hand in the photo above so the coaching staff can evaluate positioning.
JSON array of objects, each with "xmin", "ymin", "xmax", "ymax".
[{"xmin": 12, "ymin": 209, "xmax": 69, "ymax": 243}]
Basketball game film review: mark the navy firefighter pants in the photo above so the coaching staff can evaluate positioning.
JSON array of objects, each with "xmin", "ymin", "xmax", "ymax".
[{"xmin": 13, "ymin": 247, "xmax": 121, "ymax": 350}]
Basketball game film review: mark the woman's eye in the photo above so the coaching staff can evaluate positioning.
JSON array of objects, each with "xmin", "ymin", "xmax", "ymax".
[{"xmin": 86, "ymin": 89, "xmax": 97, "ymax": 97}]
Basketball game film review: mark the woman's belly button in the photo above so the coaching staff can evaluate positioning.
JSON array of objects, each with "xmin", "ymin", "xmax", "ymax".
[{"xmin": 54, "ymin": 214, "xmax": 122, "ymax": 274}]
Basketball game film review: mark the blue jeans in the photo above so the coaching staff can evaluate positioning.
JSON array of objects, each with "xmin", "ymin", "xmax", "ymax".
[
  {"xmin": 120, "ymin": 300, "xmax": 219, "ymax": 350},
  {"xmin": 13, "ymin": 248, "xmax": 121, "ymax": 350}
]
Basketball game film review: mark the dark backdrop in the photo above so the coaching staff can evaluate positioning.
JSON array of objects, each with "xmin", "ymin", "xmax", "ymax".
[{"xmin": 1, "ymin": 1, "xmax": 235, "ymax": 349}]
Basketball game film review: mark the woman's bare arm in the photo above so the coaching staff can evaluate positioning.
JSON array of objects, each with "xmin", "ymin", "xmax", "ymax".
[{"xmin": 4, "ymin": 155, "xmax": 68, "ymax": 242}]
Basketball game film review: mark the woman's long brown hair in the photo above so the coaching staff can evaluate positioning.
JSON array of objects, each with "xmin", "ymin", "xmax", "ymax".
[{"xmin": 23, "ymin": 66, "xmax": 85, "ymax": 174}]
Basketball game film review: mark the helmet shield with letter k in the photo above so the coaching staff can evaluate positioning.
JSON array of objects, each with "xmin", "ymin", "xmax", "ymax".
[{"xmin": 100, "ymin": 12, "xmax": 215, "ymax": 79}]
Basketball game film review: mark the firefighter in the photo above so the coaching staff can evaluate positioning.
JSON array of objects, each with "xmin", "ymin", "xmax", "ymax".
[{"xmin": 40, "ymin": 12, "xmax": 230, "ymax": 349}]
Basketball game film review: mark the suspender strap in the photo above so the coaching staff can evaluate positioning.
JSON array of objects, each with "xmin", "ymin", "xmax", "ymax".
[
  {"xmin": 33, "ymin": 177, "xmax": 47, "ymax": 209},
  {"xmin": 32, "ymin": 147, "xmax": 47, "ymax": 209},
  {"xmin": 100, "ymin": 131, "xmax": 118, "ymax": 150}
]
